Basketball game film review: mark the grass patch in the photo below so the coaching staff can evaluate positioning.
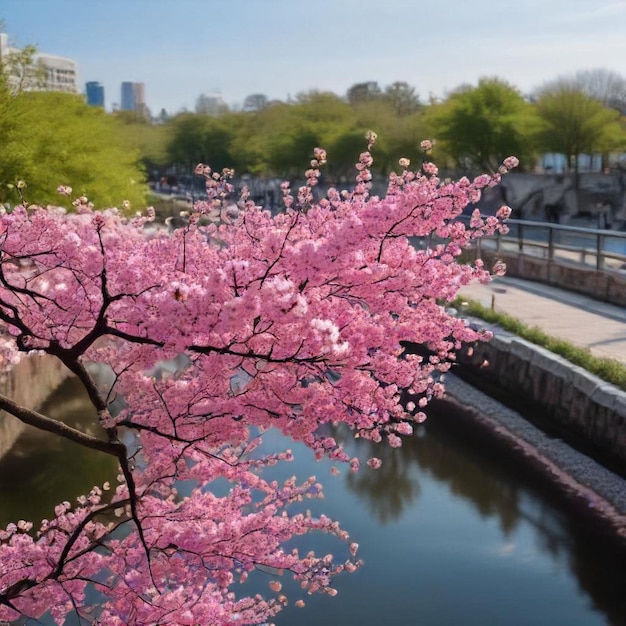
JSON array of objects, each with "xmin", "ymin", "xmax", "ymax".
[{"xmin": 452, "ymin": 297, "xmax": 626, "ymax": 392}]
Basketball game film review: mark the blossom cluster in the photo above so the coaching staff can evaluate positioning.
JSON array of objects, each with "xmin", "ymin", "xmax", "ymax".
[{"xmin": 0, "ymin": 143, "xmax": 515, "ymax": 624}]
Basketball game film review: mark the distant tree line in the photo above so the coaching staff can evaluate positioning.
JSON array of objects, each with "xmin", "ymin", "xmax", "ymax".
[
  {"xmin": 141, "ymin": 71, "xmax": 626, "ymax": 183},
  {"xmin": 2, "ymin": 50, "xmax": 626, "ymax": 207}
]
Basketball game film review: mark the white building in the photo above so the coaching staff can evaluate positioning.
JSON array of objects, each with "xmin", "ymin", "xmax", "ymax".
[
  {"xmin": 0, "ymin": 33, "xmax": 78, "ymax": 94},
  {"xmin": 196, "ymin": 91, "xmax": 227, "ymax": 116}
]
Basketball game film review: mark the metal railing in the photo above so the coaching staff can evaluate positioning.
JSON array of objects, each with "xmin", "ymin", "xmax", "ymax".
[{"xmin": 468, "ymin": 218, "xmax": 626, "ymax": 272}]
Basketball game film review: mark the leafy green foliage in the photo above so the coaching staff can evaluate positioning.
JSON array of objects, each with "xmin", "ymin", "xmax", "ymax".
[
  {"xmin": 425, "ymin": 77, "xmax": 538, "ymax": 172},
  {"xmin": 534, "ymin": 85, "xmax": 626, "ymax": 172},
  {"xmin": 153, "ymin": 75, "xmax": 624, "ymax": 180},
  {"xmin": 166, "ymin": 112, "xmax": 236, "ymax": 172},
  {"xmin": 112, "ymin": 111, "xmax": 172, "ymax": 172},
  {"xmin": 0, "ymin": 91, "xmax": 147, "ymax": 208}
]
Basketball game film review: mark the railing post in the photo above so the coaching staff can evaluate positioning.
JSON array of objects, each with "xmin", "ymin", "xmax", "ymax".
[
  {"xmin": 548, "ymin": 226, "xmax": 554, "ymax": 261},
  {"xmin": 475, "ymin": 217, "xmax": 626, "ymax": 283}
]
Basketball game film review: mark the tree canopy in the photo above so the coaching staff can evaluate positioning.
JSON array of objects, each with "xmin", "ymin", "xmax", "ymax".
[
  {"xmin": 166, "ymin": 111, "xmax": 236, "ymax": 172},
  {"xmin": 0, "ymin": 91, "xmax": 147, "ymax": 208},
  {"xmin": 0, "ymin": 145, "xmax": 513, "ymax": 624},
  {"xmin": 126, "ymin": 75, "xmax": 626, "ymax": 180},
  {"xmin": 425, "ymin": 77, "xmax": 538, "ymax": 172},
  {"xmin": 534, "ymin": 84, "xmax": 626, "ymax": 176},
  {"xmin": 0, "ymin": 42, "xmax": 147, "ymax": 209}
]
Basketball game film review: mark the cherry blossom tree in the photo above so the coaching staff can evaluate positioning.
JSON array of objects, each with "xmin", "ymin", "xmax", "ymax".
[{"xmin": 0, "ymin": 138, "xmax": 514, "ymax": 625}]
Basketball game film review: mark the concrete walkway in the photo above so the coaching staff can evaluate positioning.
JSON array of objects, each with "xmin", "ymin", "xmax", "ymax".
[{"xmin": 459, "ymin": 275, "xmax": 626, "ymax": 364}]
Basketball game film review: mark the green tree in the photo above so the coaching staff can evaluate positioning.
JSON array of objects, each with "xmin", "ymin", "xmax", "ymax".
[
  {"xmin": 540, "ymin": 69, "xmax": 626, "ymax": 114},
  {"xmin": 348, "ymin": 99, "xmax": 427, "ymax": 175},
  {"xmin": 383, "ymin": 81, "xmax": 421, "ymax": 116},
  {"xmin": 534, "ymin": 85, "xmax": 626, "ymax": 182},
  {"xmin": 216, "ymin": 110, "xmax": 265, "ymax": 174},
  {"xmin": 327, "ymin": 129, "xmax": 369, "ymax": 180},
  {"xmin": 346, "ymin": 81, "xmax": 382, "ymax": 106},
  {"xmin": 166, "ymin": 112, "xmax": 235, "ymax": 172},
  {"xmin": 234, "ymin": 94, "xmax": 352, "ymax": 177},
  {"xmin": 0, "ymin": 91, "xmax": 147, "ymax": 208},
  {"xmin": 294, "ymin": 90, "xmax": 354, "ymax": 146},
  {"xmin": 113, "ymin": 111, "xmax": 172, "ymax": 174},
  {"xmin": 426, "ymin": 77, "xmax": 537, "ymax": 172},
  {"xmin": 256, "ymin": 102, "xmax": 321, "ymax": 176},
  {"xmin": 0, "ymin": 42, "xmax": 46, "ymax": 95}
]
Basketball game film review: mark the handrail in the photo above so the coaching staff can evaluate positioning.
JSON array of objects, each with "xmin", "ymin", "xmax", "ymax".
[{"xmin": 460, "ymin": 217, "xmax": 626, "ymax": 272}]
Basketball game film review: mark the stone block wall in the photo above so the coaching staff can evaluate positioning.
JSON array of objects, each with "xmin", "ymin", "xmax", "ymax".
[
  {"xmin": 0, "ymin": 355, "xmax": 71, "ymax": 459},
  {"xmin": 457, "ymin": 326, "xmax": 626, "ymax": 471}
]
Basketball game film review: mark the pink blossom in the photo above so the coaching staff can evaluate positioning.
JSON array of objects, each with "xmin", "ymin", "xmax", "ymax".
[
  {"xmin": 387, "ymin": 434, "xmax": 403, "ymax": 448},
  {"xmin": 0, "ymin": 139, "xmax": 504, "ymax": 625},
  {"xmin": 496, "ymin": 205, "xmax": 512, "ymax": 220},
  {"xmin": 493, "ymin": 260, "xmax": 507, "ymax": 276},
  {"xmin": 473, "ymin": 174, "xmax": 491, "ymax": 189},
  {"xmin": 503, "ymin": 156, "xmax": 519, "ymax": 169},
  {"xmin": 365, "ymin": 130, "xmax": 377, "ymax": 147},
  {"xmin": 314, "ymin": 147, "xmax": 327, "ymax": 163},
  {"xmin": 470, "ymin": 208, "xmax": 483, "ymax": 228},
  {"xmin": 395, "ymin": 422, "xmax": 413, "ymax": 436},
  {"xmin": 423, "ymin": 162, "xmax": 438, "ymax": 176},
  {"xmin": 359, "ymin": 152, "xmax": 373, "ymax": 168}
]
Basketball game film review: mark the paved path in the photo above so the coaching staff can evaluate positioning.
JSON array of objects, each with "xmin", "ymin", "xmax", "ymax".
[
  {"xmin": 455, "ymin": 275, "xmax": 626, "ymax": 524},
  {"xmin": 459, "ymin": 275, "xmax": 626, "ymax": 364}
]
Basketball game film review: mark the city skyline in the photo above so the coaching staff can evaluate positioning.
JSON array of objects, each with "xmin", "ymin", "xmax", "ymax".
[{"xmin": 2, "ymin": 0, "xmax": 626, "ymax": 114}]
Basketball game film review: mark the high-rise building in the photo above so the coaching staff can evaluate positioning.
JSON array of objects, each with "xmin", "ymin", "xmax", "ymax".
[
  {"xmin": 121, "ymin": 81, "xmax": 146, "ymax": 114},
  {"xmin": 121, "ymin": 81, "xmax": 135, "ymax": 110},
  {"xmin": 243, "ymin": 93, "xmax": 268, "ymax": 112},
  {"xmin": 0, "ymin": 32, "xmax": 78, "ymax": 94},
  {"xmin": 196, "ymin": 92, "xmax": 227, "ymax": 116},
  {"xmin": 85, "ymin": 81, "xmax": 105, "ymax": 107}
]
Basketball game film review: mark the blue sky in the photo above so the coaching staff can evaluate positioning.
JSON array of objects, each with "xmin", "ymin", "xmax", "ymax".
[{"xmin": 2, "ymin": 0, "xmax": 626, "ymax": 113}]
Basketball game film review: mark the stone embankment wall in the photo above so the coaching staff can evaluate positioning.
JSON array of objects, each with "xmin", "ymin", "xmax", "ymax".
[
  {"xmin": 457, "ymin": 326, "xmax": 626, "ymax": 473},
  {"xmin": 479, "ymin": 248, "xmax": 626, "ymax": 307},
  {"xmin": 0, "ymin": 355, "xmax": 71, "ymax": 460}
]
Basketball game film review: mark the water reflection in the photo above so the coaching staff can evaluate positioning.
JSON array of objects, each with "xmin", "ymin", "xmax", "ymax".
[
  {"xmin": 343, "ymin": 418, "xmax": 523, "ymax": 533},
  {"xmin": 271, "ymin": 404, "xmax": 626, "ymax": 625},
  {"xmin": 345, "ymin": 434, "xmax": 421, "ymax": 525},
  {"xmin": 0, "ymin": 376, "xmax": 118, "ymax": 529},
  {"xmin": 1, "ymin": 377, "xmax": 626, "ymax": 625}
]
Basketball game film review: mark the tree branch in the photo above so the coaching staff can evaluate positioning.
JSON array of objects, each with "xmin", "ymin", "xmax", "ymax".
[{"xmin": 0, "ymin": 392, "xmax": 123, "ymax": 456}]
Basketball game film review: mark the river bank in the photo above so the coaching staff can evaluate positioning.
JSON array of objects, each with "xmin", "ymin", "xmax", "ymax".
[
  {"xmin": 439, "ymin": 374, "xmax": 626, "ymax": 543},
  {"xmin": 0, "ymin": 354, "xmax": 71, "ymax": 461}
]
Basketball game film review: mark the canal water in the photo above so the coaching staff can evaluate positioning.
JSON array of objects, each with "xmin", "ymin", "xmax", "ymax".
[{"xmin": 1, "ymin": 377, "xmax": 625, "ymax": 625}]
